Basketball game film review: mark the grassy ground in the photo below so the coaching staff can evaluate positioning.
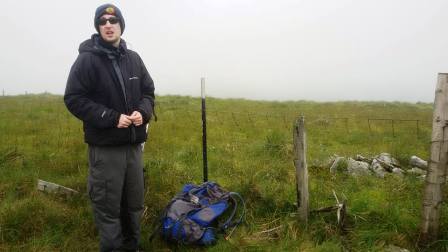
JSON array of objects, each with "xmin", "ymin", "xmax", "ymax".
[{"xmin": 0, "ymin": 94, "xmax": 446, "ymax": 251}]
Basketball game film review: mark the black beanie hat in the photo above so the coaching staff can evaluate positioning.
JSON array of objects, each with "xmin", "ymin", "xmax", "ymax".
[{"xmin": 94, "ymin": 4, "xmax": 125, "ymax": 34}]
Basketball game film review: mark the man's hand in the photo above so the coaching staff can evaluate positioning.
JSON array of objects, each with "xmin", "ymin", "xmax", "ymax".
[
  {"xmin": 117, "ymin": 114, "xmax": 133, "ymax": 128},
  {"xmin": 129, "ymin": 111, "xmax": 143, "ymax": 126}
]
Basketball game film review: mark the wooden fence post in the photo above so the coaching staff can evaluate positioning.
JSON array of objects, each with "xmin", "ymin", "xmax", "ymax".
[
  {"xmin": 247, "ymin": 113, "xmax": 253, "ymax": 125},
  {"xmin": 231, "ymin": 112, "xmax": 239, "ymax": 128},
  {"xmin": 293, "ymin": 116, "xmax": 309, "ymax": 224},
  {"xmin": 368, "ymin": 119, "xmax": 371, "ymax": 135},
  {"xmin": 344, "ymin": 118, "xmax": 349, "ymax": 133},
  {"xmin": 419, "ymin": 73, "xmax": 448, "ymax": 246},
  {"xmin": 391, "ymin": 119, "xmax": 395, "ymax": 137},
  {"xmin": 283, "ymin": 115, "xmax": 289, "ymax": 129},
  {"xmin": 416, "ymin": 120, "xmax": 420, "ymax": 138}
]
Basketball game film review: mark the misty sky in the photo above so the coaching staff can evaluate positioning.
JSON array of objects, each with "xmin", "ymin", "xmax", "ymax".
[{"xmin": 2, "ymin": 0, "xmax": 447, "ymax": 102}]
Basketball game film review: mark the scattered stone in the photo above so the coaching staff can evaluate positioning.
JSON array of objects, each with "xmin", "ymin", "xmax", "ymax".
[
  {"xmin": 374, "ymin": 153, "xmax": 400, "ymax": 171},
  {"xmin": 409, "ymin": 155, "xmax": 428, "ymax": 170},
  {"xmin": 384, "ymin": 244, "xmax": 410, "ymax": 252},
  {"xmin": 370, "ymin": 159, "xmax": 386, "ymax": 178},
  {"xmin": 355, "ymin": 154, "xmax": 372, "ymax": 163},
  {"xmin": 37, "ymin": 179, "xmax": 78, "ymax": 196},
  {"xmin": 392, "ymin": 168, "xmax": 404, "ymax": 177},
  {"xmin": 328, "ymin": 153, "xmax": 428, "ymax": 180},
  {"xmin": 325, "ymin": 154, "xmax": 339, "ymax": 167},
  {"xmin": 407, "ymin": 167, "xmax": 426, "ymax": 176},
  {"xmin": 371, "ymin": 158, "xmax": 391, "ymax": 172},
  {"xmin": 347, "ymin": 158, "xmax": 371, "ymax": 176},
  {"xmin": 377, "ymin": 153, "xmax": 399, "ymax": 165},
  {"xmin": 330, "ymin": 157, "xmax": 345, "ymax": 173}
]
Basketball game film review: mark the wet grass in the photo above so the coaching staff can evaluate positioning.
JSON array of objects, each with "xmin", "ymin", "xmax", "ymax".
[{"xmin": 0, "ymin": 94, "xmax": 445, "ymax": 251}]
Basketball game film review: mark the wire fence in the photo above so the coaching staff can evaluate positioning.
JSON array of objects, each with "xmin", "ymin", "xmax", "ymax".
[
  {"xmin": 154, "ymin": 106, "xmax": 432, "ymax": 139},
  {"xmin": 0, "ymin": 97, "xmax": 434, "ymax": 216},
  {"xmin": 0, "ymin": 98, "xmax": 433, "ymax": 164}
]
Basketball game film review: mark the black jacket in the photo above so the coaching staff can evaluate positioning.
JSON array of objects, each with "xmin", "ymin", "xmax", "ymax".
[{"xmin": 64, "ymin": 34, "xmax": 155, "ymax": 146}]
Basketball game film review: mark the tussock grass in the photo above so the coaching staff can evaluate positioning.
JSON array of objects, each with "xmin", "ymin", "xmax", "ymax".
[{"xmin": 0, "ymin": 94, "xmax": 444, "ymax": 251}]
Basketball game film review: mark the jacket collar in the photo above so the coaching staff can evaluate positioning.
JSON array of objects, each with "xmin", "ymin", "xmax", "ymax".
[{"xmin": 92, "ymin": 34, "xmax": 127, "ymax": 58}]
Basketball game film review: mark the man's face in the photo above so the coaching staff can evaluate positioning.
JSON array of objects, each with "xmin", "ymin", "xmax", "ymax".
[{"xmin": 99, "ymin": 14, "xmax": 121, "ymax": 45}]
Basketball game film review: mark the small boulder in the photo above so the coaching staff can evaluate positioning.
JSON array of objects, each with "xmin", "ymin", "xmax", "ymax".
[
  {"xmin": 409, "ymin": 155, "xmax": 428, "ymax": 170},
  {"xmin": 355, "ymin": 154, "xmax": 372, "ymax": 163},
  {"xmin": 330, "ymin": 156, "xmax": 346, "ymax": 173},
  {"xmin": 376, "ymin": 153, "xmax": 400, "ymax": 167},
  {"xmin": 407, "ymin": 167, "xmax": 426, "ymax": 176},
  {"xmin": 347, "ymin": 158, "xmax": 371, "ymax": 176},
  {"xmin": 326, "ymin": 154, "xmax": 340, "ymax": 167},
  {"xmin": 372, "ymin": 153, "xmax": 400, "ymax": 172},
  {"xmin": 392, "ymin": 168, "xmax": 404, "ymax": 177},
  {"xmin": 370, "ymin": 159, "xmax": 386, "ymax": 178},
  {"xmin": 384, "ymin": 244, "xmax": 409, "ymax": 252}
]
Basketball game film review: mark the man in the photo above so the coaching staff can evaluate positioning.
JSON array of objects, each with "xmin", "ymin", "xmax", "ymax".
[{"xmin": 64, "ymin": 4, "xmax": 155, "ymax": 251}]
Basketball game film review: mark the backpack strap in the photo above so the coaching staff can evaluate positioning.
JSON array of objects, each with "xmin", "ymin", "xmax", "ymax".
[
  {"xmin": 149, "ymin": 197, "xmax": 177, "ymax": 242},
  {"xmin": 219, "ymin": 192, "xmax": 246, "ymax": 231}
]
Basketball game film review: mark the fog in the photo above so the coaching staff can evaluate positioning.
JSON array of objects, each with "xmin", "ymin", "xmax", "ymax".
[{"xmin": 2, "ymin": 0, "xmax": 447, "ymax": 102}]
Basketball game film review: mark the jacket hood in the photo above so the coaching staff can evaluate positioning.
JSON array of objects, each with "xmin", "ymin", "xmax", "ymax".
[{"xmin": 78, "ymin": 34, "xmax": 127, "ymax": 56}]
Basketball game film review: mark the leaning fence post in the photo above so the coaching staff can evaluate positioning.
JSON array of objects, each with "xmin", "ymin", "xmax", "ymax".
[
  {"xmin": 419, "ymin": 73, "xmax": 448, "ymax": 246},
  {"xmin": 293, "ymin": 116, "xmax": 309, "ymax": 224}
]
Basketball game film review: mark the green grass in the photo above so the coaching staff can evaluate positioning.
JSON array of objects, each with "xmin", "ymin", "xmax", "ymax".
[{"xmin": 0, "ymin": 94, "xmax": 445, "ymax": 251}]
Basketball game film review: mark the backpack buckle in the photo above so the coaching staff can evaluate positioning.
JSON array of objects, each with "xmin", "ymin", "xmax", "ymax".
[{"xmin": 191, "ymin": 195, "xmax": 199, "ymax": 204}]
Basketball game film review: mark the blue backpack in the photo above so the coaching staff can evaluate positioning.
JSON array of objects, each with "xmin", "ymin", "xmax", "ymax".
[{"xmin": 158, "ymin": 182, "xmax": 245, "ymax": 245}]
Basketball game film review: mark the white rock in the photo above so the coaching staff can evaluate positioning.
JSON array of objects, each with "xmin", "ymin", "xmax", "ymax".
[
  {"xmin": 384, "ymin": 244, "xmax": 410, "ymax": 252},
  {"xmin": 392, "ymin": 168, "xmax": 404, "ymax": 177},
  {"xmin": 355, "ymin": 154, "xmax": 371, "ymax": 163},
  {"xmin": 407, "ymin": 167, "xmax": 426, "ymax": 176},
  {"xmin": 376, "ymin": 153, "xmax": 400, "ymax": 167},
  {"xmin": 326, "ymin": 154, "xmax": 340, "ymax": 167},
  {"xmin": 370, "ymin": 159, "xmax": 386, "ymax": 178},
  {"xmin": 347, "ymin": 158, "xmax": 371, "ymax": 176},
  {"xmin": 409, "ymin": 155, "xmax": 428, "ymax": 169},
  {"xmin": 330, "ymin": 156, "xmax": 345, "ymax": 173}
]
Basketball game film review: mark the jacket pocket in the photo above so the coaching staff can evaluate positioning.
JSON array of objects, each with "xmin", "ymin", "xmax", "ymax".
[{"xmin": 134, "ymin": 125, "xmax": 148, "ymax": 143}]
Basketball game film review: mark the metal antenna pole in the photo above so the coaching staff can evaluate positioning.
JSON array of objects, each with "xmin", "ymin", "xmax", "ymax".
[{"xmin": 201, "ymin": 77, "xmax": 208, "ymax": 182}]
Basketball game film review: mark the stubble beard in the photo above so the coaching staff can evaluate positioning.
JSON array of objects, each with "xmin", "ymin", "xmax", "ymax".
[{"xmin": 102, "ymin": 35, "xmax": 121, "ymax": 48}]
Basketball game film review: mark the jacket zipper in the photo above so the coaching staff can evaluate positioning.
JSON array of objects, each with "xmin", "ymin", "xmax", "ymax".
[{"xmin": 112, "ymin": 58, "xmax": 136, "ymax": 143}]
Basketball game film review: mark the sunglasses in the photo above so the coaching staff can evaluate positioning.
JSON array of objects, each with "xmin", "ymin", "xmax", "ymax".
[{"xmin": 98, "ymin": 17, "xmax": 120, "ymax": 26}]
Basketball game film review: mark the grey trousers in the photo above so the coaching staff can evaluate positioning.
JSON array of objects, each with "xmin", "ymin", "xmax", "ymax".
[{"xmin": 87, "ymin": 144, "xmax": 145, "ymax": 252}]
